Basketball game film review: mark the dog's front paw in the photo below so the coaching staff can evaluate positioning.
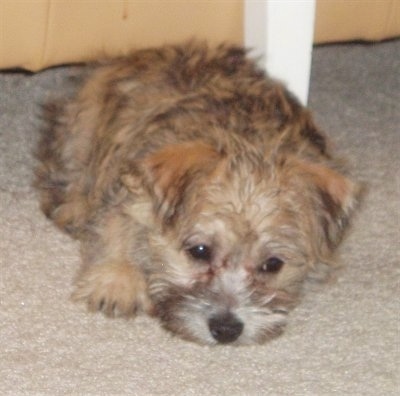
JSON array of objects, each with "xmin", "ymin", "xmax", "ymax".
[{"xmin": 72, "ymin": 262, "xmax": 151, "ymax": 318}]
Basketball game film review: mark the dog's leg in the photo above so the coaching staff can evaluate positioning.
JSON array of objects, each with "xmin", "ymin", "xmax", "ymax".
[
  {"xmin": 71, "ymin": 211, "xmax": 152, "ymax": 318},
  {"xmin": 72, "ymin": 261, "xmax": 151, "ymax": 318}
]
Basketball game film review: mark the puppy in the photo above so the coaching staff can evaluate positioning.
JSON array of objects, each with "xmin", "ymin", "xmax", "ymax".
[{"xmin": 35, "ymin": 42, "xmax": 359, "ymax": 345}]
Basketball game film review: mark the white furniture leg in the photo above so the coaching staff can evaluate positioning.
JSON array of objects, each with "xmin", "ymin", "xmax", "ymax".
[{"xmin": 244, "ymin": 0, "xmax": 316, "ymax": 104}]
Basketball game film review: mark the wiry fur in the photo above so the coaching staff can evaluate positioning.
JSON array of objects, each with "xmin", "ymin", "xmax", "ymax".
[{"xmin": 35, "ymin": 42, "xmax": 360, "ymax": 345}]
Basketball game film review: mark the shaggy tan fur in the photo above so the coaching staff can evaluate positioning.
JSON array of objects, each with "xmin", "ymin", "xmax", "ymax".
[{"xmin": 36, "ymin": 42, "xmax": 359, "ymax": 345}]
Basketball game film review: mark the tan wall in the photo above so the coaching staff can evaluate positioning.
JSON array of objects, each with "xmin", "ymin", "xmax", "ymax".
[
  {"xmin": 314, "ymin": 0, "xmax": 400, "ymax": 43},
  {"xmin": 1, "ymin": 0, "xmax": 399, "ymax": 71}
]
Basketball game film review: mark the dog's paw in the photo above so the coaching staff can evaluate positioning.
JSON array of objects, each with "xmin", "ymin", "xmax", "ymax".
[{"xmin": 72, "ymin": 262, "xmax": 151, "ymax": 318}]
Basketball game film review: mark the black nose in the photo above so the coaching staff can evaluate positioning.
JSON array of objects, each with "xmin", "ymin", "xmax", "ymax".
[{"xmin": 208, "ymin": 313, "xmax": 244, "ymax": 344}]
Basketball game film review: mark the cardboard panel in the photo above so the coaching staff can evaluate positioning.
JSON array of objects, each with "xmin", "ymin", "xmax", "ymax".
[
  {"xmin": 1, "ymin": 0, "xmax": 399, "ymax": 70},
  {"xmin": 1, "ymin": 0, "xmax": 243, "ymax": 70}
]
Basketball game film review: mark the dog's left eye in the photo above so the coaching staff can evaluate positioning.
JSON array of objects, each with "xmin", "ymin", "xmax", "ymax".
[
  {"xmin": 187, "ymin": 245, "xmax": 213, "ymax": 262},
  {"xmin": 259, "ymin": 257, "xmax": 285, "ymax": 273}
]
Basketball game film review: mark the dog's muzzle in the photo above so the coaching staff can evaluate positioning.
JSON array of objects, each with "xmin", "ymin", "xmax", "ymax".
[{"xmin": 208, "ymin": 312, "xmax": 244, "ymax": 344}]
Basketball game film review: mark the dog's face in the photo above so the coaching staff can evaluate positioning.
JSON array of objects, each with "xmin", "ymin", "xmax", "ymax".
[{"xmin": 124, "ymin": 141, "xmax": 358, "ymax": 345}]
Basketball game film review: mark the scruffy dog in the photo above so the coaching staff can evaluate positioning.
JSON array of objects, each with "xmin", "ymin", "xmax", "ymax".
[{"xmin": 36, "ymin": 42, "xmax": 359, "ymax": 345}]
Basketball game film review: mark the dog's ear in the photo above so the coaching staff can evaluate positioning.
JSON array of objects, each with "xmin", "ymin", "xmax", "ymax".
[
  {"xmin": 293, "ymin": 160, "xmax": 361, "ymax": 252},
  {"xmin": 307, "ymin": 162, "xmax": 360, "ymax": 251},
  {"xmin": 124, "ymin": 141, "xmax": 221, "ymax": 225}
]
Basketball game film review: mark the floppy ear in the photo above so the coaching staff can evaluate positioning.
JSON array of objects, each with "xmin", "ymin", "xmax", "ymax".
[
  {"xmin": 297, "ymin": 160, "xmax": 361, "ymax": 252},
  {"xmin": 123, "ymin": 141, "xmax": 220, "ymax": 225}
]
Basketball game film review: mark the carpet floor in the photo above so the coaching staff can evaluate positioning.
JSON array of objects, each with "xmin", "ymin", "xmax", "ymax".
[{"xmin": 1, "ymin": 39, "xmax": 399, "ymax": 395}]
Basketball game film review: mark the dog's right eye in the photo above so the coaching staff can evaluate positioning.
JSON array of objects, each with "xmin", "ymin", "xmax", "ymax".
[{"xmin": 187, "ymin": 245, "xmax": 213, "ymax": 262}]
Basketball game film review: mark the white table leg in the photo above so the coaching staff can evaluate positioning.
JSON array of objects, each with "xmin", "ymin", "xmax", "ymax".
[{"xmin": 244, "ymin": 0, "xmax": 316, "ymax": 105}]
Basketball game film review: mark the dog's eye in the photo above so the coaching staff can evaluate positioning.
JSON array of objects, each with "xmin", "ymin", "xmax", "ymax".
[
  {"xmin": 259, "ymin": 257, "xmax": 284, "ymax": 273},
  {"xmin": 187, "ymin": 245, "xmax": 213, "ymax": 262}
]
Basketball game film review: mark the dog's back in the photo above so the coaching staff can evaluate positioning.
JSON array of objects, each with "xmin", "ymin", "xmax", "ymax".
[{"xmin": 35, "ymin": 41, "xmax": 328, "ymax": 238}]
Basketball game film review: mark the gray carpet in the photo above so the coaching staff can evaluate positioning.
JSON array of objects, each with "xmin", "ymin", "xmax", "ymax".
[{"xmin": 1, "ymin": 40, "xmax": 399, "ymax": 395}]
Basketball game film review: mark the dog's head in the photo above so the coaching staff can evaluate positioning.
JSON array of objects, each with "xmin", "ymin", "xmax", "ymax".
[{"xmin": 123, "ymin": 141, "xmax": 359, "ymax": 345}]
